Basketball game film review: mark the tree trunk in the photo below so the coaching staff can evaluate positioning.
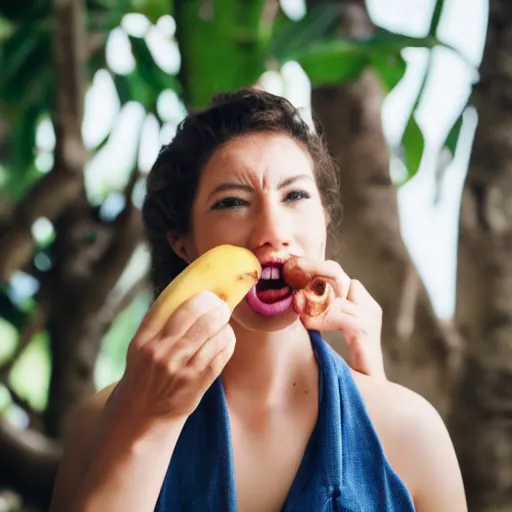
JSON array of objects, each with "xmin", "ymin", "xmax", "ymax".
[
  {"xmin": 449, "ymin": 1, "xmax": 512, "ymax": 509},
  {"xmin": 0, "ymin": 0, "xmax": 88, "ymax": 285},
  {"xmin": 44, "ymin": 201, "xmax": 142, "ymax": 438},
  {"xmin": 311, "ymin": 1, "xmax": 456, "ymax": 415}
]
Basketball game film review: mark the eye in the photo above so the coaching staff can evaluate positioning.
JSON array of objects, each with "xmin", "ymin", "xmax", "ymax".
[
  {"xmin": 285, "ymin": 190, "xmax": 311, "ymax": 202},
  {"xmin": 211, "ymin": 197, "xmax": 249, "ymax": 210}
]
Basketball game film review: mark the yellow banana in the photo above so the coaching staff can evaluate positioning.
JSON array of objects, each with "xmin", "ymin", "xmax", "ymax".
[{"xmin": 146, "ymin": 244, "xmax": 262, "ymax": 330}]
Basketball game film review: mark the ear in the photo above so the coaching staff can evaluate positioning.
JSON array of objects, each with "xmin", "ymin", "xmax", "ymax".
[{"xmin": 166, "ymin": 234, "xmax": 192, "ymax": 264}]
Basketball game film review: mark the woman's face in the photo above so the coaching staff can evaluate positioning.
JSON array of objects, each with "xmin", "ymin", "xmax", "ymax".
[{"xmin": 179, "ymin": 132, "xmax": 329, "ymax": 332}]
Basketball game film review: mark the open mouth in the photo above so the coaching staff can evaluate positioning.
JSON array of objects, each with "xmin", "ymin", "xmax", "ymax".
[
  {"xmin": 246, "ymin": 263, "xmax": 294, "ymax": 316},
  {"xmin": 255, "ymin": 264, "xmax": 291, "ymax": 303},
  {"xmin": 256, "ymin": 264, "xmax": 291, "ymax": 304}
]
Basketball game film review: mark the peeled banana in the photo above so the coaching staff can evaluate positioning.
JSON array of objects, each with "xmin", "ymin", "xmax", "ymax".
[{"xmin": 146, "ymin": 244, "xmax": 262, "ymax": 330}]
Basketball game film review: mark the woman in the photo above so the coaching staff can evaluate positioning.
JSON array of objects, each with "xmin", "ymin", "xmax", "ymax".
[{"xmin": 50, "ymin": 89, "xmax": 466, "ymax": 511}]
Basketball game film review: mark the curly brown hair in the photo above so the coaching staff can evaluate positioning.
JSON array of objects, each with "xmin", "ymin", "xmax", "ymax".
[{"xmin": 142, "ymin": 88, "xmax": 342, "ymax": 296}]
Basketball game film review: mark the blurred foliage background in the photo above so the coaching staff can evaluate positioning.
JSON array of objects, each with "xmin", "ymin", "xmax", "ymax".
[{"xmin": 2, "ymin": 0, "xmax": 510, "ymax": 511}]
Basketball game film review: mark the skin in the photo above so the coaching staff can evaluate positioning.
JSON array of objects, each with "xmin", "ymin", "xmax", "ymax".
[{"xmin": 49, "ymin": 132, "xmax": 467, "ymax": 512}]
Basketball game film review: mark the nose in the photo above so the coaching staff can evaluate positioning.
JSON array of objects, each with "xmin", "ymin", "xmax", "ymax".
[{"xmin": 249, "ymin": 199, "xmax": 290, "ymax": 251}]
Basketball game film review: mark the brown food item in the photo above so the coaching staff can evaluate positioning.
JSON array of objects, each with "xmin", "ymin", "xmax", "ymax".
[
  {"xmin": 283, "ymin": 257, "xmax": 332, "ymax": 317},
  {"xmin": 282, "ymin": 256, "xmax": 313, "ymax": 289},
  {"xmin": 298, "ymin": 278, "xmax": 332, "ymax": 317}
]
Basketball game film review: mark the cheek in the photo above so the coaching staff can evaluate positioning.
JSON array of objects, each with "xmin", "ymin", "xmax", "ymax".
[
  {"xmin": 190, "ymin": 210, "xmax": 250, "ymax": 254},
  {"xmin": 299, "ymin": 201, "xmax": 327, "ymax": 232},
  {"xmin": 302, "ymin": 204, "xmax": 328, "ymax": 254}
]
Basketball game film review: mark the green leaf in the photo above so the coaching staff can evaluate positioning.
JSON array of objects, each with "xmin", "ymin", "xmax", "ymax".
[
  {"xmin": 0, "ymin": 15, "xmax": 14, "ymax": 43},
  {"xmin": 444, "ymin": 114, "xmax": 464, "ymax": 155},
  {"xmin": 128, "ymin": 36, "xmax": 182, "ymax": 112},
  {"xmin": 113, "ymin": 73, "xmax": 133, "ymax": 106},
  {"xmin": 270, "ymin": 15, "xmax": 451, "ymax": 89},
  {"xmin": 94, "ymin": 0, "xmax": 169, "ymax": 24},
  {"xmin": 94, "ymin": 291, "xmax": 150, "ymax": 389},
  {"xmin": 130, "ymin": 0, "xmax": 170, "ymax": 23},
  {"xmin": 0, "ymin": 289, "xmax": 28, "ymax": 331},
  {"xmin": 0, "ymin": 0, "xmax": 50, "ymax": 22},
  {"xmin": 269, "ymin": 3, "xmax": 341, "ymax": 61},
  {"xmin": 282, "ymin": 39, "xmax": 369, "ymax": 86},
  {"xmin": 114, "ymin": 72, "xmax": 150, "ymax": 109},
  {"xmin": 371, "ymin": 51, "xmax": 407, "ymax": 92},
  {"xmin": 429, "ymin": 0, "xmax": 446, "ymax": 36},
  {"xmin": 433, "ymin": 111, "xmax": 465, "ymax": 203},
  {"xmin": 0, "ymin": 23, "xmax": 42, "ymax": 100},
  {"xmin": 9, "ymin": 332, "xmax": 51, "ymax": 411},
  {"xmin": 0, "ymin": 21, "xmax": 52, "ymax": 118},
  {"xmin": 360, "ymin": 29, "xmax": 440, "ymax": 53},
  {"xmin": 401, "ymin": 116, "xmax": 424, "ymax": 182},
  {"xmin": 174, "ymin": 0, "xmax": 267, "ymax": 109},
  {"xmin": 216, "ymin": 0, "xmax": 271, "ymax": 42},
  {"xmin": 8, "ymin": 104, "xmax": 44, "ymax": 179}
]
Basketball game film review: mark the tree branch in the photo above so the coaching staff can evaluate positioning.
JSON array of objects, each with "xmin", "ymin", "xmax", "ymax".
[
  {"xmin": 0, "ymin": 307, "xmax": 47, "ymax": 381},
  {"xmin": 3, "ymin": 385, "xmax": 44, "ymax": 430},
  {"xmin": 52, "ymin": 0, "xmax": 87, "ymax": 171},
  {"xmin": 123, "ymin": 166, "xmax": 142, "ymax": 207},
  {"xmin": 0, "ymin": 172, "xmax": 83, "ymax": 284},
  {"xmin": 95, "ymin": 269, "xmax": 150, "ymax": 341}
]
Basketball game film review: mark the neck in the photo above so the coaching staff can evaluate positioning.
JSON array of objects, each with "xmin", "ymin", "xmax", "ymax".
[{"xmin": 222, "ymin": 320, "xmax": 317, "ymax": 410}]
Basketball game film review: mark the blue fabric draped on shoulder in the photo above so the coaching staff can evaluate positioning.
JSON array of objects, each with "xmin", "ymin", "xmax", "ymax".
[{"xmin": 155, "ymin": 331, "xmax": 415, "ymax": 511}]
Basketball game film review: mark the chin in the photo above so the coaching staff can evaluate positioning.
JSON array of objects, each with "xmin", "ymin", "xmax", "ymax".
[{"xmin": 231, "ymin": 301, "xmax": 300, "ymax": 333}]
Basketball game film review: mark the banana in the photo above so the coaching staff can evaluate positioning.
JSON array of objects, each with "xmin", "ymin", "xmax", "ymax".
[{"xmin": 146, "ymin": 244, "xmax": 262, "ymax": 330}]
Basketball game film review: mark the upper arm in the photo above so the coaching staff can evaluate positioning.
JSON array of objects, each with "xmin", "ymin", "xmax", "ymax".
[
  {"xmin": 49, "ymin": 383, "xmax": 117, "ymax": 512},
  {"xmin": 389, "ymin": 385, "xmax": 467, "ymax": 512}
]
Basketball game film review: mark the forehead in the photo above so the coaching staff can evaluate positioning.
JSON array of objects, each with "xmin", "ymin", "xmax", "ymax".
[{"xmin": 200, "ymin": 132, "xmax": 314, "ymax": 187}]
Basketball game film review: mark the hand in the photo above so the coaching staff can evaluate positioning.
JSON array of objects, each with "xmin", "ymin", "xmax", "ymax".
[
  {"xmin": 112, "ymin": 291, "xmax": 236, "ymax": 423},
  {"xmin": 288, "ymin": 258, "xmax": 386, "ymax": 381}
]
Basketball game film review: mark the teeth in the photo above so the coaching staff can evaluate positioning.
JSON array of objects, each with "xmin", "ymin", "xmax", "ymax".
[{"xmin": 261, "ymin": 267, "xmax": 281, "ymax": 280}]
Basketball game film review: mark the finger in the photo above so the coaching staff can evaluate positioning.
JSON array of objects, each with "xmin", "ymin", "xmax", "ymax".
[
  {"xmin": 286, "ymin": 257, "xmax": 350, "ymax": 298},
  {"xmin": 162, "ymin": 291, "xmax": 230, "ymax": 339},
  {"xmin": 297, "ymin": 295, "xmax": 358, "ymax": 329},
  {"xmin": 197, "ymin": 333, "xmax": 236, "ymax": 388},
  {"xmin": 188, "ymin": 324, "xmax": 236, "ymax": 374},
  {"xmin": 299, "ymin": 298, "xmax": 352, "ymax": 332},
  {"xmin": 133, "ymin": 290, "xmax": 228, "ymax": 348},
  {"xmin": 156, "ymin": 301, "xmax": 231, "ymax": 365},
  {"xmin": 347, "ymin": 279, "xmax": 380, "ymax": 311},
  {"xmin": 339, "ymin": 298, "xmax": 358, "ymax": 317}
]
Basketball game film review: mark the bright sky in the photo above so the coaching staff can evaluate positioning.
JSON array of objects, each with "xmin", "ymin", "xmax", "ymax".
[{"xmin": 31, "ymin": 0, "xmax": 488, "ymax": 320}]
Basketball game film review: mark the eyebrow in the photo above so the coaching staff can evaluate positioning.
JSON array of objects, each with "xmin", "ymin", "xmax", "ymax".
[{"xmin": 207, "ymin": 174, "xmax": 313, "ymax": 200}]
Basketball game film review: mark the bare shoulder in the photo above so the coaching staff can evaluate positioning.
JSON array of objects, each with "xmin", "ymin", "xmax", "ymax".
[
  {"xmin": 351, "ymin": 370, "xmax": 443, "ymax": 431},
  {"xmin": 49, "ymin": 381, "xmax": 119, "ymax": 511},
  {"xmin": 351, "ymin": 371, "xmax": 467, "ymax": 512}
]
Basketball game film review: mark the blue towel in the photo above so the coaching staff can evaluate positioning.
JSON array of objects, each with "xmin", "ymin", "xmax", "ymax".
[{"xmin": 155, "ymin": 331, "xmax": 415, "ymax": 511}]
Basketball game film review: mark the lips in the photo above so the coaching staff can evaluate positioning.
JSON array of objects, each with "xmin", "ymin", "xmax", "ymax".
[
  {"xmin": 246, "ymin": 285, "xmax": 294, "ymax": 316},
  {"xmin": 256, "ymin": 286, "xmax": 291, "ymax": 303},
  {"xmin": 246, "ymin": 260, "xmax": 294, "ymax": 316}
]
